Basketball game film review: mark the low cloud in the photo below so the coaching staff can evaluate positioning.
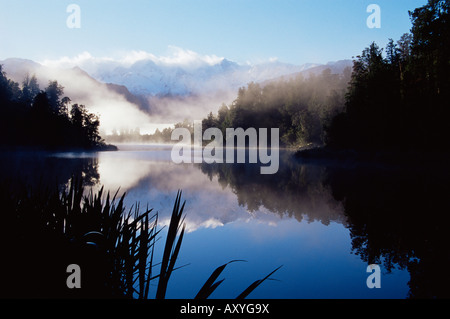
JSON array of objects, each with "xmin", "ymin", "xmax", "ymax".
[
  {"xmin": 41, "ymin": 66, "xmax": 154, "ymax": 134},
  {"xmin": 37, "ymin": 48, "xmax": 234, "ymax": 129},
  {"xmin": 146, "ymin": 90, "xmax": 236, "ymax": 125},
  {"xmin": 40, "ymin": 46, "xmax": 224, "ymax": 73},
  {"xmin": 7, "ymin": 47, "xmax": 328, "ymax": 135},
  {"xmin": 2, "ymin": 59, "xmax": 154, "ymax": 135}
]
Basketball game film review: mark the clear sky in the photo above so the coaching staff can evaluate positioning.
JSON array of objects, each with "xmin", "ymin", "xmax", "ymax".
[{"xmin": 0, "ymin": 0, "xmax": 428, "ymax": 65}]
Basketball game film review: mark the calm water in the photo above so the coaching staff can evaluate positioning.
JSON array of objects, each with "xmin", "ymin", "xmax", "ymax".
[{"xmin": 2, "ymin": 144, "xmax": 449, "ymax": 299}]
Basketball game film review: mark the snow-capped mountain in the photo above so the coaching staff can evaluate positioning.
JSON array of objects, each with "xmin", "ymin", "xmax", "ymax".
[
  {"xmin": 1, "ymin": 52, "xmax": 345, "ymax": 99},
  {"xmin": 0, "ymin": 53, "xmax": 352, "ymax": 132},
  {"xmin": 84, "ymin": 58, "xmax": 321, "ymax": 96}
]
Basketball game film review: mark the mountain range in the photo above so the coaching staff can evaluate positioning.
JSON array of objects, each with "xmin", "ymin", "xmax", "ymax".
[{"xmin": 0, "ymin": 56, "xmax": 353, "ymax": 133}]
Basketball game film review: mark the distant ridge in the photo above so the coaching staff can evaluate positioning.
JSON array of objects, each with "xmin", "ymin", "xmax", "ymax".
[
  {"xmin": 261, "ymin": 59, "xmax": 353, "ymax": 85},
  {"xmin": 0, "ymin": 56, "xmax": 354, "ymax": 129},
  {"xmin": 1, "ymin": 56, "xmax": 351, "ymax": 98}
]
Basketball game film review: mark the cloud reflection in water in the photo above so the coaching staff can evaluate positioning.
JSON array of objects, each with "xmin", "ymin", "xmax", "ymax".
[{"xmin": 94, "ymin": 145, "xmax": 345, "ymax": 233}]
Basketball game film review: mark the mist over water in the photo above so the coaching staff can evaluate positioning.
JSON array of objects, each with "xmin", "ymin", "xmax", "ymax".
[
  {"xmin": 1, "ymin": 51, "xmax": 349, "ymax": 137},
  {"xmin": 4, "ymin": 144, "xmax": 448, "ymax": 298}
]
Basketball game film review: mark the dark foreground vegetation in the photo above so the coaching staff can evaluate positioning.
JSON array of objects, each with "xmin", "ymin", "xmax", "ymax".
[
  {"xmin": 0, "ymin": 70, "xmax": 116, "ymax": 151},
  {"xmin": 0, "ymin": 178, "xmax": 280, "ymax": 299}
]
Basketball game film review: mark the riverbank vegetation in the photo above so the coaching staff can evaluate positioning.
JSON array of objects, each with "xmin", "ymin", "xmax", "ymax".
[
  {"xmin": 0, "ymin": 178, "xmax": 280, "ymax": 299},
  {"xmin": 107, "ymin": 1, "xmax": 449, "ymax": 156},
  {"xmin": 0, "ymin": 69, "xmax": 116, "ymax": 151},
  {"xmin": 201, "ymin": 69, "xmax": 350, "ymax": 149},
  {"xmin": 199, "ymin": 0, "xmax": 449, "ymax": 158},
  {"xmin": 325, "ymin": 0, "xmax": 450, "ymax": 152}
]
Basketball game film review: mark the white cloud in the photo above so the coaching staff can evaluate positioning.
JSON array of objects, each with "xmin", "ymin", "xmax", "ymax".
[
  {"xmin": 40, "ymin": 51, "xmax": 113, "ymax": 69},
  {"xmin": 39, "ymin": 47, "xmax": 224, "ymax": 71},
  {"xmin": 119, "ymin": 50, "xmax": 157, "ymax": 66},
  {"xmin": 158, "ymin": 46, "xmax": 223, "ymax": 68},
  {"xmin": 31, "ymin": 61, "xmax": 153, "ymax": 135}
]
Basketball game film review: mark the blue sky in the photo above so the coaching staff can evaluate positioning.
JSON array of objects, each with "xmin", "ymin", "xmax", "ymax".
[{"xmin": 0, "ymin": 0, "xmax": 428, "ymax": 65}]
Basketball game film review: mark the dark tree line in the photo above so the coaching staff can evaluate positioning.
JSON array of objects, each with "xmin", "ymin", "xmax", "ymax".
[
  {"xmin": 201, "ymin": 0, "xmax": 449, "ymax": 154},
  {"xmin": 326, "ymin": 0, "xmax": 450, "ymax": 151},
  {"xmin": 325, "ymin": 163, "xmax": 450, "ymax": 298},
  {"xmin": 202, "ymin": 69, "xmax": 351, "ymax": 148},
  {"xmin": 196, "ymin": 154, "xmax": 450, "ymax": 298},
  {"xmin": 106, "ymin": 119, "xmax": 193, "ymax": 144},
  {"xmin": 0, "ymin": 68, "xmax": 114, "ymax": 151}
]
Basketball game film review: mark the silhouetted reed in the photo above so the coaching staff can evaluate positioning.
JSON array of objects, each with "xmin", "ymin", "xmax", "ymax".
[{"xmin": 0, "ymin": 178, "xmax": 281, "ymax": 299}]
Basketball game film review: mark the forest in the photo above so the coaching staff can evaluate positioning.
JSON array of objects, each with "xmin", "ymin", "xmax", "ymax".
[
  {"xmin": 201, "ymin": 69, "xmax": 351, "ymax": 148},
  {"xmin": 326, "ymin": 0, "xmax": 450, "ymax": 152},
  {"xmin": 109, "ymin": 69, "xmax": 351, "ymax": 148},
  {"xmin": 3, "ymin": 0, "xmax": 449, "ymax": 155},
  {"xmin": 200, "ymin": 0, "xmax": 450, "ymax": 154},
  {"xmin": 0, "ymin": 69, "xmax": 115, "ymax": 151}
]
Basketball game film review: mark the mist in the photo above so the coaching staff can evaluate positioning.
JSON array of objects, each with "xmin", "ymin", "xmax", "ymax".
[
  {"xmin": 1, "ymin": 49, "xmax": 351, "ymax": 143},
  {"xmin": 37, "ymin": 68, "xmax": 154, "ymax": 135},
  {"xmin": 146, "ymin": 90, "xmax": 236, "ymax": 124},
  {"xmin": 1, "ymin": 60, "xmax": 154, "ymax": 136}
]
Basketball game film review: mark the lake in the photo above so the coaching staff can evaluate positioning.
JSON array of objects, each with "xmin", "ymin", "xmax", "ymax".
[{"xmin": 1, "ymin": 144, "xmax": 449, "ymax": 299}]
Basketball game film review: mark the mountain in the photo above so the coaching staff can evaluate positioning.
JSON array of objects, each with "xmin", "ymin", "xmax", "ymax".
[
  {"xmin": 0, "ymin": 58, "xmax": 42, "ymax": 77},
  {"xmin": 85, "ymin": 58, "xmax": 321, "ymax": 97},
  {"xmin": 261, "ymin": 59, "xmax": 354, "ymax": 85},
  {"xmin": 1, "ymin": 56, "xmax": 348, "ymax": 99},
  {"xmin": 0, "ymin": 58, "xmax": 155, "ymax": 134},
  {"xmin": 0, "ymin": 55, "xmax": 353, "ymax": 132},
  {"xmin": 0, "ymin": 58, "xmax": 150, "ymax": 110}
]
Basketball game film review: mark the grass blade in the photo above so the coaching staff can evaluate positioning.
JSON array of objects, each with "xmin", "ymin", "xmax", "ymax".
[
  {"xmin": 195, "ymin": 260, "xmax": 246, "ymax": 299},
  {"xmin": 236, "ymin": 265, "xmax": 283, "ymax": 299},
  {"xmin": 156, "ymin": 190, "xmax": 186, "ymax": 299}
]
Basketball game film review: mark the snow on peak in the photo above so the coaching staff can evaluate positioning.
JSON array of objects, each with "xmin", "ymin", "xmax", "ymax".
[{"xmin": 36, "ymin": 48, "xmax": 323, "ymax": 96}]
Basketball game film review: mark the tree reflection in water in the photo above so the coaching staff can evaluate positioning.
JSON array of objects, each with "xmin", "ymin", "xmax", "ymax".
[
  {"xmin": 325, "ymin": 163, "xmax": 450, "ymax": 299},
  {"xmin": 0, "ymin": 151, "xmax": 100, "ymax": 191},
  {"xmin": 197, "ymin": 154, "xmax": 450, "ymax": 299},
  {"xmin": 2, "ymin": 149, "xmax": 449, "ymax": 298}
]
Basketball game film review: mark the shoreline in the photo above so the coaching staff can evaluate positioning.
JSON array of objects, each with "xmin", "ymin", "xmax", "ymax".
[
  {"xmin": 0, "ymin": 143, "xmax": 118, "ymax": 154},
  {"xmin": 294, "ymin": 145, "xmax": 450, "ymax": 168}
]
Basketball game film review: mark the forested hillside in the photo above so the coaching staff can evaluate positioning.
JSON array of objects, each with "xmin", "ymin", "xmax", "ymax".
[
  {"xmin": 201, "ymin": 0, "xmax": 450, "ymax": 154},
  {"xmin": 326, "ymin": 0, "xmax": 450, "ymax": 151},
  {"xmin": 202, "ymin": 68, "xmax": 351, "ymax": 148},
  {"xmin": 0, "ymin": 68, "xmax": 115, "ymax": 151}
]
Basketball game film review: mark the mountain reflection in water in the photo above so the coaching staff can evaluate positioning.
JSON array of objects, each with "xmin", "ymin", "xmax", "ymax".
[{"xmin": 0, "ymin": 145, "xmax": 448, "ymax": 298}]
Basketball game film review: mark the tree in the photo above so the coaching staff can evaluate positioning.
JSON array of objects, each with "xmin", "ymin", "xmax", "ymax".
[
  {"xmin": 60, "ymin": 96, "xmax": 71, "ymax": 117},
  {"xmin": 202, "ymin": 67, "xmax": 350, "ymax": 148},
  {"xmin": 84, "ymin": 112, "xmax": 102, "ymax": 146},
  {"xmin": 0, "ymin": 65, "xmax": 22, "ymax": 105},
  {"xmin": 325, "ymin": 0, "xmax": 450, "ymax": 151},
  {"xmin": 385, "ymin": 39, "xmax": 400, "ymax": 66},
  {"xmin": 20, "ymin": 74, "xmax": 40, "ymax": 107},
  {"xmin": 70, "ymin": 103, "xmax": 86, "ymax": 129},
  {"xmin": 0, "ymin": 65, "xmax": 10, "ymax": 103},
  {"xmin": 202, "ymin": 112, "xmax": 218, "ymax": 132},
  {"xmin": 32, "ymin": 91, "xmax": 51, "ymax": 114},
  {"xmin": 45, "ymin": 80, "xmax": 64, "ymax": 114},
  {"xmin": 409, "ymin": 0, "xmax": 450, "ymax": 97},
  {"xmin": 0, "ymin": 69, "xmax": 109, "ymax": 150},
  {"xmin": 397, "ymin": 33, "xmax": 413, "ymax": 62}
]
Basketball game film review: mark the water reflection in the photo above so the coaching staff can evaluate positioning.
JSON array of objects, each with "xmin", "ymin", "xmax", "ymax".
[
  {"xmin": 197, "ymin": 154, "xmax": 346, "ymax": 226},
  {"xmin": 0, "ymin": 151, "xmax": 99, "ymax": 191},
  {"xmin": 1, "ymin": 146, "xmax": 449, "ymax": 298},
  {"xmin": 197, "ymin": 153, "xmax": 450, "ymax": 298},
  {"xmin": 88, "ymin": 148, "xmax": 347, "ymax": 233},
  {"xmin": 324, "ymin": 164, "xmax": 450, "ymax": 299}
]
